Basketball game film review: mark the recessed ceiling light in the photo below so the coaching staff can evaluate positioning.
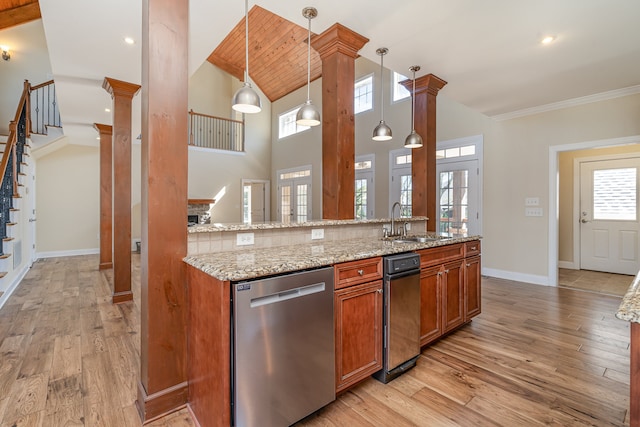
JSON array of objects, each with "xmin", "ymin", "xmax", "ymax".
[
  {"xmin": 105, "ymin": 108, "xmax": 111, "ymax": 112},
  {"xmin": 541, "ymin": 36, "xmax": 555, "ymax": 45},
  {"xmin": 124, "ymin": 37, "xmax": 135, "ymax": 45}
]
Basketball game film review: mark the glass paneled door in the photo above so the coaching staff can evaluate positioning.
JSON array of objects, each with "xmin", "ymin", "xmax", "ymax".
[
  {"xmin": 436, "ymin": 160, "xmax": 479, "ymax": 236},
  {"xmin": 277, "ymin": 166, "xmax": 312, "ymax": 224},
  {"xmin": 579, "ymin": 158, "xmax": 640, "ymax": 275}
]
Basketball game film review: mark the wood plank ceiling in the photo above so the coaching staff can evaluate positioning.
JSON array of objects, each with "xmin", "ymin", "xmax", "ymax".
[
  {"xmin": 208, "ymin": 5, "xmax": 322, "ymax": 103},
  {"xmin": 0, "ymin": 0, "xmax": 41, "ymax": 30}
]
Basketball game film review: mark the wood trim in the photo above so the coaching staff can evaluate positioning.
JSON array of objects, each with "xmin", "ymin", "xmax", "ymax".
[
  {"xmin": 312, "ymin": 23, "xmax": 368, "ymax": 220},
  {"xmin": 94, "ymin": 123, "xmax": 113, "ymax": 272},
  {"xmin": 0, "ymin": 1, "xmax": 40, "ymax": 31},
  {"xmin": 187, "ymin": 265, "xmax": 231, "ymax": 427},
  {"xmin": 112, "ymin": 290, "xmax": 133, "ymax": 304},
  {"xmin": 632, "ymin": 322, "xmax": 640, "ymax": 427},
  {"xmin": 102, "ymin": 77, "xmax": 141, "ymax": 99},
  {"xmin": 187, "ymin": 199, "xmax": 215, "ymax": 205},
  {"xmin": 135, "ymin": 381, "xmax": 189, "ymax": 424},
  {"xmin": 400, "ymin": 74, "xmax": 447, "ymax": 231},
  {"xmin": 30, "ymin": 79, "xmax": 55, "ymax": 91},
  {"xmin": 188, "ymin": 110, "xmax": 243, "ymax": 125}
]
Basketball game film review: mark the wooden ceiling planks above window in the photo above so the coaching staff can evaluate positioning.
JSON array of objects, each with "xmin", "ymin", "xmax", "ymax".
[
  {"xmin": 207, "ymin": 5, "xmax": 322, "ymax": 103},
  {"xmin": 0, "ymin": 0, "xmax": 41, "ymax": 30}
]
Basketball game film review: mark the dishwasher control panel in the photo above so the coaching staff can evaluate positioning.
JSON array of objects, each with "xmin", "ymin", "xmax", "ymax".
[{"xmin": 384, "ymin": 253, "xmax": 420, "ymax": 274}]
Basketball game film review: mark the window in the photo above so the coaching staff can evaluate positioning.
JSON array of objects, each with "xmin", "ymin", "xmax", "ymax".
[
  {"xmin": 277, "ymin": 165, "xmax": 312, "ymax": 223},
  {"xmin": 593, "ymin": 168, "xmax": 637, "ymax": 220},
  {"xmin": 355, "ymin": 154, "xmax": 375, "ymax": 219},
  {"xmin": 389, "ymin": 148, "xmax": 412, "ymax": 218},
  {"xmin": 392, "ymin": 71, "xmax": 410, "ymax": 102},
  {"xmin": 354, "ymin": 75, "xmax": 373, "ymax": 114},
  {"xmin": 436, "ymin": 144, "xmax": 476, "ymax": 160},
  {"xmin": 278, "ymin": 108, "xmax": 310, "ymax": 139}
]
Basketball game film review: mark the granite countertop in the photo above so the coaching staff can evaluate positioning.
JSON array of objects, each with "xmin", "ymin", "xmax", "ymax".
[
  {"xmin": 184, "ymin": 235, "xmax": 480, "ymax": 282},
  {"xmin": 616, "ymin": 271, "xmax": 640, "ymax": 323}
]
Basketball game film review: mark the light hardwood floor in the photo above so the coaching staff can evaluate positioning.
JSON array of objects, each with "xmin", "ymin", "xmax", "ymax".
[
  {"xmin": 559, "ymin": 268, "xmax": 634, "ymax": 297},
  {"xmin": 0, "ymin": 256, "xmax": 631, "ymax": 426}
]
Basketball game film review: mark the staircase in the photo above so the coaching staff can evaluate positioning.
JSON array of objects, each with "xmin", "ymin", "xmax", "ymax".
[{"xmin": 0, "ymin": 79, "xmax": 58, "ymax": 308}]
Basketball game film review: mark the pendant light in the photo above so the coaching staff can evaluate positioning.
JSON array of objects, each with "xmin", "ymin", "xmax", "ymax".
[
  {"xmin": 232, "ymin": 0, "xmax": 262, "ymax": 114},
  {"xmin": 404, "ymin": 65, "xmax": 423, "ymax": 149},
  {"xmin": 296, "ymin": 7, "xmax": 321, "ymax": 126},
  {"xmin": 372, "ymin": 47, "xmax": 392, "ymax": 141}
]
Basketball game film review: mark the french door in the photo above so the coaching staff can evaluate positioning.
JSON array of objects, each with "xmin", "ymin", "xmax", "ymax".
[
  {"xmin": 436, "ymin": 160, "xmax": 480, "ymax": 236},
  {"xmin": 579, "ymin": 158, "xmax": 640, "ymax": 275},
  {"xmin": 277, "ymin": 166, "xmax": 312, "ymax": 223}
]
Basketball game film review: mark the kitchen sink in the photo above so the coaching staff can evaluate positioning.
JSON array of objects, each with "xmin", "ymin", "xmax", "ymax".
[{"xmin": 389, "ymin": 236, "xmax": 440, "ymax": 244}]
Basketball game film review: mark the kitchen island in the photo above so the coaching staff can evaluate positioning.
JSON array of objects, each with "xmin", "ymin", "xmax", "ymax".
[
  {"xmin": 616, "ymin": 272, "xmax": 640, "ymax": 427},
  {"xmin": 184, "ymin": 219, "xmax": 481, "ymax": 427}
]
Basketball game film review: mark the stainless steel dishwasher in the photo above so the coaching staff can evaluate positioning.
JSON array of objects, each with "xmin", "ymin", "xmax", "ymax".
[
  {"xmin": 373, "ymin": 252, "xmax": 421, "ymax": 383},
  {"xmin": 232, "ymin": 267, "xmax": 335, "ymax": 427}
]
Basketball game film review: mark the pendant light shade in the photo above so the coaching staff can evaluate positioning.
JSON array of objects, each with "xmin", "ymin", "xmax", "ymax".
[
  {"xmin": 232, "ymin": 0, "xmax": 262, "ymax": 114},
  {"xmin": 404, "ymin": 65, "xmax": 423, "ymax": 149},
  {"xmin": 372, "ymin": 47, "xmax": 392, "ymax": 141},
  {"xmin": 296, "ymin": 7, "xmax": 320, "ymax": 127}
]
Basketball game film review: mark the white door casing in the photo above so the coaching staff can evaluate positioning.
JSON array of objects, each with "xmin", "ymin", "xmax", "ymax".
[{"xmin": 579, "ymin": 157, "xmax": 640, "ymax": 275}]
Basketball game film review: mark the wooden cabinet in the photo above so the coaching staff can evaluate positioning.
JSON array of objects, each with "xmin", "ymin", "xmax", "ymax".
[
  {"xmin": 420, "ymin": 266, "xmax": 441, "ymax": 346},
  {"xmin": 417, "ymin": 240, "xmax": 481, "ymax": 346},
  {"xmin": 334, "ymin": 258, "xmax": 383, "ymax": 393}
]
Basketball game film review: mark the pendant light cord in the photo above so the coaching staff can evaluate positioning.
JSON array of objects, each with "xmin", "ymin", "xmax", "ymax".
[
  {"xmin": 244, "ymin": 0, "xmax": 249, "ymax": 83},
  {"xmin": 306, "ymin": 15, "xmax": 311, "ymax": 101},
  {"xmin": 380, "ymin": 53, "xmax": 385, "ymax": 120},
  {"xmin": 411, "ymin": 70, "xmax": 416, "ymax": 131}
]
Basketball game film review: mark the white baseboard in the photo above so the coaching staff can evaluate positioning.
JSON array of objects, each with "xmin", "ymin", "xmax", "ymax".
[
  {"xmin": 0, "ymin": 262, "xmax": 31, "ymax": 310},
  {"xmin": 36, "ymin": 248, "xmax": 100, "ymax": 259},
  {"xmin": 482, "ymin": 267, "xmax": 553, "ymax": 287},
  {"xmin": 558, "ymin": 261, "xmax": 579, "ymax": 270}
]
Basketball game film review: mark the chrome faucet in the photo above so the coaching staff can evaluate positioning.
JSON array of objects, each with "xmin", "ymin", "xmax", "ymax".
[{"xmin": 390, "ymin": 201, "xmax": 401, "ymax": 237}]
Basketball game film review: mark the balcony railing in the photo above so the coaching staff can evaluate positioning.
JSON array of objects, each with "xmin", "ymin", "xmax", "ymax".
[
  {"xmin": 30, "ymin": 80, "xmax": 61, "ymax": 135},
  {"xmin": 188, "ymin": 110, "xmax": 244, "ymax": 152}
]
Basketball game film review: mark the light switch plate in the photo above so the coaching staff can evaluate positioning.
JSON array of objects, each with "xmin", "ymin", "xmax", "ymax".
[
  {"xmin": 525, "ymin": 197, "xmax": 540, "ymax": 206},
  {"xmin": 236, "ymin": 232, "xmax": 255, "ymax": 246},
  {"xmin": 311, "ymin": 228, "xmax": 324, "ymax": 240},
  {"xmin": 525, "ymin": 207, "xmax": 543, "ymax": 217}
]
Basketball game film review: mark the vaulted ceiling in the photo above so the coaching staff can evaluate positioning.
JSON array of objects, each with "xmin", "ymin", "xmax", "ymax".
[
  {"xmin": 0, "ymin": 0, "xmax": 40, "ymax": 30},
  {"xmin": 207, "ymin": 6, "xmax": 322, "ymax": 103}
]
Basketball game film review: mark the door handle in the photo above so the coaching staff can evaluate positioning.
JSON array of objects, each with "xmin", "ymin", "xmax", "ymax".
[
  {"xmin": 580, "ymin": 218, "xmax": 589, "ymax": 223},
  {"xmin": 29, "ymin": 218, "xmax": 36, "ymax": 222}
]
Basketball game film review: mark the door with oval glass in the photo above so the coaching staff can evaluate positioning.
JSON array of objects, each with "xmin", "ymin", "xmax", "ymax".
[{"xmin": 580, "ymin": 157, "xmax": 640, "ymax": 275}]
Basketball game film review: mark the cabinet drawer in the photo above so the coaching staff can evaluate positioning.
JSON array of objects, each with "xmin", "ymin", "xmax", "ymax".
[
  {"xmin": 334, "ymin": 257, "xmax": 383, "ymax": 289},
  {"xmin": 417, "ymin": 243, "xmax": 464, "ymax": 269},
  {"xmin": 465, "ymin": 240, "xmax": 481, "ymax": 257}
]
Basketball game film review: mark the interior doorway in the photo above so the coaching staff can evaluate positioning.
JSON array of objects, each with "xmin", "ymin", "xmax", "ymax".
[{"xmin": 242, "ymin": 179, "xmax": 270, "ymax": 224}]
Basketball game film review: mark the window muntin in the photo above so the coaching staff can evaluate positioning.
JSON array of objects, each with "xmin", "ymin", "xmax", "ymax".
[
  {"xmin": 439, "ymin": 170, "xmax": 469, "ymax": 235},
  {"xmin": 436, "ymin": 144, "xmax": 476, "ymax": 160},
  {"xmin": 354, "ymin": 75, "xmax": 373, "ymax": 114},
  {"xmin": 355, "ymin": 178, "xmax": 368, "ymax": 220},
  {"xmin": 278, "ymin": 108, "xmax": 310, "ymax": 139}
]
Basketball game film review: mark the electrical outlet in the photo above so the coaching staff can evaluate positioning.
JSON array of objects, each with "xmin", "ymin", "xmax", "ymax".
[
  {"xmin": 525, "ymin": 197, "xmax": 540, "ymax": 206},
  {"xmin": 311, "ymin": 228, "xmax": 324, "ymax": 240},
  {"xmin": 525, "ymin": 207, "xmax": 543, "ymax": 217},
  {"xmin": 405, "ymin": 222, "xmax": 411, "ymax": 231},
  {"xmin": 236, "ymin": 232, "xmax": 255, "ymax": 246}
]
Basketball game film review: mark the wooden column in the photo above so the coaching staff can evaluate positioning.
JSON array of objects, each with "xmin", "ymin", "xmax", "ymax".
[
  {"xmin": 136, "ymin": 0, "xmax": 189, "ymax": 422},
  {"xmin": 401, "ymin": 74, "xmax": 447, "ymax": 231},
  {"xmin": 94, "ymin": 123, "xmax": 113, "ymax": 270},
  {"xmin": 312, "ymin": 24, "xmax": 368, "ymax": 220},
  {"xmin": 102, "ymin": 77, "xmax": 140, "ymax": 304}
]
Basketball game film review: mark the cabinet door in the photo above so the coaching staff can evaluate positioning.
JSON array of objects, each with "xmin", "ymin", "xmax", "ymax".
[
  {"xmin": 465, "ymin": 255, "xmax": 481, "ymax": 320},
  {"xmin": 335, "ymin": 280, "xmax": 383, "ymax": 393},
  {"xmin": 420, "ymin": 266, "xmax": 442, "ymax": 346},
  {"xmin": 442, "ymin": 260, "xmax": 465, "ymax": 333}
]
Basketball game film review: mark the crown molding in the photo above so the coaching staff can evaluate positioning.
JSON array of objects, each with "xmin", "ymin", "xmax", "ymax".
[{"xmin": 491, "ymin": 85, "xmax": 640, "ymax": 121}]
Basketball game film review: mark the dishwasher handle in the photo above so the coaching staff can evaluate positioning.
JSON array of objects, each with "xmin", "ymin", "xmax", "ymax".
[{"xmin": 250, "ymin": 282, "xmax": 326, "ymax": 308}]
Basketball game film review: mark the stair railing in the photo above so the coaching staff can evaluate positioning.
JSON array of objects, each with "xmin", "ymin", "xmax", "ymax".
[
  {"xmin": 188, "ymin": 109, "xmax": 244, "ymax": 152},
  {"xmin": 0, "ymin": 80, "xmax": 31, "ymax": 255},
  {"xmin": 30, "ymin": 79, "xmax": 61, "ymax": 135}
]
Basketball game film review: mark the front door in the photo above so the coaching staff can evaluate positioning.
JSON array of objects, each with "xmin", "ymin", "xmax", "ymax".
[
  {"xmin": 580, "ymin": 158, "xmax": 640, "ymax": 275},
  {"xmin": 436, "ymin": 160, "xmax": 479, "ymax": 236}
]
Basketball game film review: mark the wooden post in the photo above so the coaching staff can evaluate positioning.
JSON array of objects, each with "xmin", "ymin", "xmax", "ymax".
[
  {"xmin": 401, "ymin": 74, "xmax": 447, "ymax": 231},
  {"xmin": 94, "ymin": 123, "xmax": 113, "ymax": 270},
  {"xmin": 102, "ymin": 77, "xmax": 140, "ymax": 304},
  {"xmin": 136, "ymin": 0, "xmax": 189, "ymax": 421},
  {"xmin": 311, "ymin": 24, "xmax": 368, "ymax": 220}
]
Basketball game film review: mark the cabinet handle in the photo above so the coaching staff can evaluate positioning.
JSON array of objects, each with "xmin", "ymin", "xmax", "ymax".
[
  {"xmin": 437, "ymin": 271, "xmax": 443, "ymax": 276},
  {"xmin": 470, "ymin": 246, "xmax": 477, "ymax": 250},
  {"xmin": 357, "ymin": 269, "xmax": 364, "ymax": 276},
  {"xmin": 444, "ymin": 269, "xmax": 450, "ymax": 273},
  {"xmin": 377, "ymin": 288, "xmax": 383, "ymax": 294},
  {"xmin": 466, "ymin": 263, "xmax": 471, "ymax": 267}
]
